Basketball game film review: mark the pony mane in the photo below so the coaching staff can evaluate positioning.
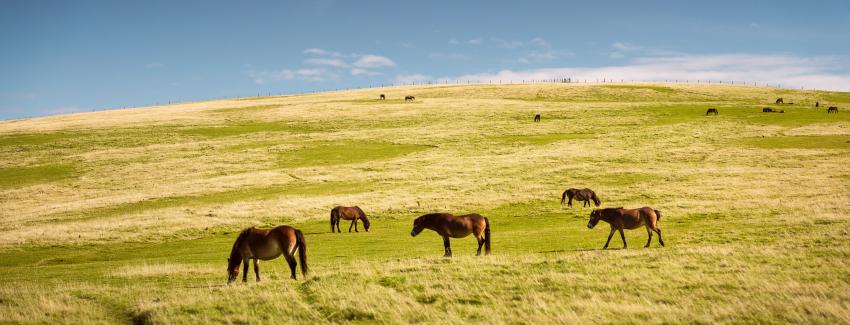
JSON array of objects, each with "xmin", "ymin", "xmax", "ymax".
[{"xmin": 229, "ymin": 227, "xmax": 254, "ymax": 260}]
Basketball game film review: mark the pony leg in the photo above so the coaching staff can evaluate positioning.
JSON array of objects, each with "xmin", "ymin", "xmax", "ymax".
[
  {"xmin": 284, "ymin": 255, "xmax": 297, "ymax": 279},
  {"xmin": 476, "ymin": 235, "xmax": 484, "ymax": 256},
  {"xmin": 618, "ymin": 227, "xmax": 627, "ymax": 249},
  {"xmin": 644, "ymin": 226, "xmax": 652, "ymax": 248},
  {"xmin": 253, "ymin": 259, "xmax": 261, "ymax": 282},
  {"xmin": 603, "ymin": 226, "xmax": 616, "ymax": 249},
  {"xmin": 354, "ymin": 219, "xmax": 359, "ymax": 232},
  {"xmin": 655, "ymin": 228, "xmax": 664, "ymax": 247},
  {"xmin": 336, "ymin": 219, "xmax": 341, "ymax": 233},
  {"xmin": 443, "ymin": 236, "xmax": 452, "ymax": 257},
  {"xmin": 241, "ymin": 259, "xmax": 249, "ymax": 283},
  {"xmin": 568, "ymin": 197, "xmax": 573, "ymax": 208},
  {"xmin": 348, "ymin": 220, "xmax": 355, "ymax": 232}
]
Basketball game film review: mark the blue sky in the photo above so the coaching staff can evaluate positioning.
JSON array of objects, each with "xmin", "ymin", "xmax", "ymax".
[{"xmin": 2, "ymin": 1, "xmax": 850, "ymax": 120}]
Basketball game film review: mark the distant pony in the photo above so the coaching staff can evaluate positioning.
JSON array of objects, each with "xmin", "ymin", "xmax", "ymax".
[
  {"xmin": 534, "ymin": 114, "xmax": 541, "ymax": 122},
  {"xmin": 330, "ymin": 206, "xmax": 371, "ymax": 233},
  {"xmin": 775, "ymin": 98, "xmax": 784, "ymax": 104},
  {"xmin": 561, "ymin": 188, "xmax": 601, "ymax": 208},
  {"xmin": 405, "ymin": 95, "xmax": 415, "ymax": 101},
  {"xmin": 816, "ymin": 101, "xmax": 820, "ymax": 108},
  {"xmin": 227, "ymin": 226, "xmax": 307, "ymax": 283},
  {"xmin": 828, "ymin": 106, "xmax": 839, "ymax": 114},
  {"xmin": 588, "ymin": 207, "xmax": 664, "ymax": 249},
  {"xmin": 379, "ymin": 94, "xmax": 386, "ymax": 100},
  {"xmin": 705, "ymin": 108, "xmax": 718, "ymax": 116}
]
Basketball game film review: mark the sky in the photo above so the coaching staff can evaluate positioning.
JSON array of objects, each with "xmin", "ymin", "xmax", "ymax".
[{"xmin": 2, "ymin": 1, "xmax": 850, "ymax": 120}]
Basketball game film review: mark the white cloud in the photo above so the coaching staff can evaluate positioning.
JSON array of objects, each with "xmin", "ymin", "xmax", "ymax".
[
  {"xmin": 304, "ymin": 58, "xmax": 347, "ymax": 68},
  {"xmin": 303, "ymin": 48, "xmax": 344, "ymax": 57},
  {"xmin": 611, "ymin": 42, "xmax": 640, "ymax": 52},
  {"xmin": 247, "ymin": 68, "xmax": 333, "ymax": 84},
  {"xmin": 351, "ymin": 68, "xmax": 380, "ymax": 76},
  {"xmin": 353, "ymin": 54, "xmax": 396, "ymax": 68},
  {"xmin": 449, "ymin": 53, "xmax": 850, "ymax": 91},
  {"xmin": 491, "ymin": 37, "xmax": 524, "ymax": 49},
  {"xmin": 530, "ymin": 37, "xmax": 551, "ymax": 49},
  {"xmin": 467, "ymin": 38, "xmax": 482, "ymax": 45},
  {"xmin": 395, "ymin": 74, "xmax": 432, "ymax": 84}
]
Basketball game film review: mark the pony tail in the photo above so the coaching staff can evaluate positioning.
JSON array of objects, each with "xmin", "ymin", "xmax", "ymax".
[
  {"xmin": 654, "ymin": 210, "xmax": 662, "ymax": 221},
  {"xmin": 484, "ymin": 217, "xmax": 491, "ymax": 255},
  {"xmin": 295, "ymin": 229, "xmax": 308, "ymax": 277},
  {"xmin": 560, "ymin": 190, "xmax": 568, "ymax": 205}
]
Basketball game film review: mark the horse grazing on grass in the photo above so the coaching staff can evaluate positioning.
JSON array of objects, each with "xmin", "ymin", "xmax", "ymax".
[
  {"xmin": 330, "ymin": 206, "xmax": 371, "ymax": 233},
  {"xmin": 379, "ymin": 94, "xmax": 386, "ymax": 100},
  {"xmin": 561, "ymin": 188, "xmax": 601, "ymax": 208},
  {"xmin": 706, "ymin": 108, "xmax": 718, "ymax": 116},
  {"xmin": 816, "ymin": 101, "xmax": 820, "ymax": 108},
  {"xmin": 534, "ymin": 114, "xmax": 541, "ymax": 122},
  {"xmin": 775, "ymin": 98, "xmax": 784, "ymax": 104},
  {"xmin": 588, "ymin": 207, "xmax": 664, "ymax": 249},
  {"xmin": 828, "ymin": 106, "xmax": 839, "ymax": 114},
  {"xmin": 410, "ymin": 213, "xmax": 490, "ymax": 257},
  {"xmin": 227, "ymin": 226, "xmax": 307, "ymax": 283},
  {"xmin": 405, "ymin": 95, "xmax": 415, "ymax": 101}
]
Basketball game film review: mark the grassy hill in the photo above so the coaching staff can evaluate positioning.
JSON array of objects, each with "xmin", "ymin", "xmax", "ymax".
[{"xmin": 1, "ymin": 83, "xmax": 849, "ymax": 323}]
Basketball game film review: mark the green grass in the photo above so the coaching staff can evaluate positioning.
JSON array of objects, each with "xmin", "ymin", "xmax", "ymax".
[
  {"xmin": 0, "ymin": 163, "xmax": 78, "ymax": 188},
  {"xmin": 738, "ymin": 135, "xmax": 850, "ymax": 149},
  {"xmin": 279, "ymin": 141, "xmax": 431, "ymax": 167},
  {"xmin": 2, "ymin": 83, "xmax": 850, "ymax": 324}
]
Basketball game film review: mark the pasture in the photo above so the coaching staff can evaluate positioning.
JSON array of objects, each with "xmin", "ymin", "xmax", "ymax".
[{"xmin": 1, "ymin": 83, "xmax": 849, "ymax": 323}]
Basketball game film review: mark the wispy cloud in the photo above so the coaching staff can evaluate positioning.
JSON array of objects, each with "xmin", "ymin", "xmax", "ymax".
[
  {"xmin": 247, "ymin": 68, "xmax": 333, "ymax": 84},
  {"xmin": 352, "ymin": 54, "xmax": 396, "ymax": 68},
  {"xmin": 303, "ymin": 48, "xmax": 344, "ymax": 57},
  {"xmin": 467, "ymin": 38, "xmax": 482, "ymax": 45},
  {"xmin": 449, "ymin": 53, "xmax": 850, "ymax": 91}
]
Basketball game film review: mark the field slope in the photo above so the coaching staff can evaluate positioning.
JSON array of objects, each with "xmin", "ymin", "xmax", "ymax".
[{"xmin": 1, "ymin": 83, "xmax": 849, "ymax": 323}]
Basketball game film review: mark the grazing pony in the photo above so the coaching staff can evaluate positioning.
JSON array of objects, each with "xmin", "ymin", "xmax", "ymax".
[
  {"xmin": 816, "ymin": 101, "xmax": 820, "ymax": 108},
  {"xmin": 588, "ymin": 207, "xmax": 664, "ymax": 249},
  {"xmin": 410, "ymin": 213, "xmax": 490, "ymax": 257},
  {"xmin": 534, "ymin": 114, "xmax": 541, "ymax": 122},
  {"xmin": 379, "ymin": 94, "xmax": 386, "ymax": 100},
  {"xmin": 775, "ymin": 98, "xmax": 784, "ymax": 104},
  {"xmin": 330, "ymin": 206, "xmax": 371, "ymax": 233},
  {"xmin": 561, "ymin": 188, "xmax": 601, "ymax": 208},
  {"xmin": 828, "ymin": 106, "xmax": 839, "ymax": 114},
  {"xmin": 705, "ymin": 108, "xmax": 718, "ymax": 116},
  {"xmin": 227, "ymin": 226, "xmax": 307, "ymax": 283},
  {"xmin": 405, "ymin": 95, "xmax": 416, "ymax": 101}
]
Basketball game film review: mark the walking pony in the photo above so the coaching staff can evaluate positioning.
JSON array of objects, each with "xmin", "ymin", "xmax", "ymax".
[
  {"xmin": 410, "ymin": 213, "xmax": 490, "ymax": 257},
  {"xmin": 330, "ymin": 206, "xmax": 371, "ymax": 233},
  {"xmin": 379, "ymin": 94, "xmax": 386, "ymax": 100},
  {"xmin": 405, "ymin": 95, "xmax": 415, "ymax": 101},
  {"xmin": 227, "ymin": 226, "xmax": 307, "ymax": 283},
  {"xmin": 534, "ymin": 114, "xmax": 541, "ymax": 122},
  {"xmin": 587, "ymin": 207, "xmax": 664, "ymax": 249},
  {"xmin": 561, "ymin": 188, "xmax": 601, "ymax": 208}
]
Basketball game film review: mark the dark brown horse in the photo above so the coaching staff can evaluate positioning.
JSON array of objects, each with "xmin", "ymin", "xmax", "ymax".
[
  {"xmin": 330, "ymin": 206, "xmax": 371, "ymax": 233},
  {"xmin": 227, "ymin": 226, "xmax": 307, "ymax": 283},
  {"xmin": 561, "ymin": 188, "xmax": 601, "ymax": 208},
  {"xmin": 816, "ymin": 101, "xmax": 820, "ymax": 108},
  {"xmin": 588, "ymin": 207, "xmax": 664, "ymax": 249},
  {"xmin": 405, "ymin": 95, "xmax": 415, "ymax": 101},
  {"xmin": 410, "ymin": 213, "xmax": 490, "ymax": 257},
  {"xmin": 706, "ymin": 108, "xmax": 718, "ymax": 116},
  {"xmin": 775, "ymin": 98, "xmax": 784, "ymax": 104},
  {"xmin": 379, "ymin": 94, "xmax": 386, "ymax": 100},
  {"xmin": 828, "ymin": 106, "xmax": 839, "ymax": 114},
  {"xmin": 534, "ymin": 114, "xmax": 541, "ymax": 122}
]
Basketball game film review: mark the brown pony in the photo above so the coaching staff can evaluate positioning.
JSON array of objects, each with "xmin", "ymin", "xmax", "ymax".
[
  {"xmin": 828, "ymin": 106, "xmax": 838, "ymax": 114},
  {"xmin": 410, "ymin": 213, "xmax": 490, "ymax": 257},
  {"xmin": 405, "ymin": 95, "xmax": 415, "ymax": 101},
  {"xmin": 330, "ymin": 206, "xmax": 371, "ymax": 233},
  {"xmin": 561, "ymin": 188, "xmax": 601, "ymax": 208},
  {"xmin": 379, "ymin": 94, "xmax": 386, "ymax": 100},
  {"xmin": 534, "ymin": 114, "xmax": 541, "ymax": 122},
  {"xmin": 588, "ymin": 207, "xmax": 664, "ymax": 249},
  {"xmin": 706, "ymin": 108, "xmax": 718, "ymax": 116},
  {"xmin": 775, "ymin": 98, "xmax": 784, "ymax": 104},
  {"xmin": 227, "ymin": 226, "xmax": 307, "ymax": 283}
]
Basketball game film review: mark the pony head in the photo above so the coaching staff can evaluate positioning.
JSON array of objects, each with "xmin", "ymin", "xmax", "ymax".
[
  {"xmin": 587, "ymin": 210, "xmax": 602, "ymax": 229},
  {"xmin": 362, "ymin": 215, "xmax": 371, "ymax": 232},
  {"xmin": 592, "ymin": 194, "xmax": 601, "ymax": 207},
  {"xmin": 410, "ymin": 215, "xmax": 426, "ymax": 237},
  {"xmin": 227, "ymin": 257, "xmax": 240, "ymax": 284}
]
